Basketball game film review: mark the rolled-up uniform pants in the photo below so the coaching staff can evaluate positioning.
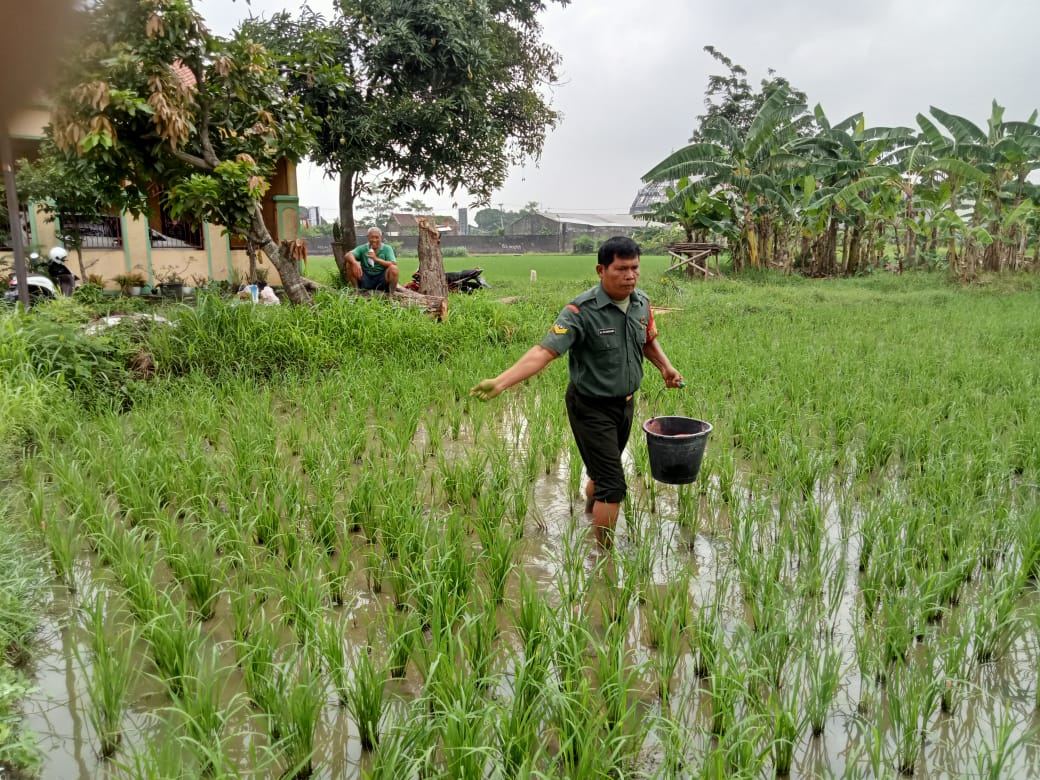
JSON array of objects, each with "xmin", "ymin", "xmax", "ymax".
[{"xmin": 565, "ymin": 383, "xmax": 635, "ymax": 504}]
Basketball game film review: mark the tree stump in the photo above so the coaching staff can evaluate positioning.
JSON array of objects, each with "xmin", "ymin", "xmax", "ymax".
[{"xmin": 417, "ymin": 218, "xmax": 450, "ymax": 299}]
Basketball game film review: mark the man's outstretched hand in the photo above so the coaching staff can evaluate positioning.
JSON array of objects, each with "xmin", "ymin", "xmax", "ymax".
[{"xmin": 471, "ymin": 379, "xmax": 501, "ymax": 401}]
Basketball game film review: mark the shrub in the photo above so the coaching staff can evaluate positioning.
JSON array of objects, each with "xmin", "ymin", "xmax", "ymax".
[
  {"xmin": 442, "ymin": 246, "xmax": 470, "ymax": 258},
  {"xmin": 571, "ymin": 235, "xmax": 595, "ymax": 254}
]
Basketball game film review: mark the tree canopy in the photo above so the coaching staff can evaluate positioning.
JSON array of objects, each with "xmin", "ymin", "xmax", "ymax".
[
  {"xmin": 49, "ymin": 0, "xmax": 318, "ymax": 302},
  {"xmin": 242, "ymin": 0, "xmax": 567, "ymax": 246},
  {"xmin": 643, "ymin": 49, "xmax": 1040, "ymax": 278}
]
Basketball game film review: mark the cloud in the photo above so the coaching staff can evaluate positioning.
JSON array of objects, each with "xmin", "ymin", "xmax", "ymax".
[{"xmin": 196, "ymin": 0, "xmax": 1040, "ymax": 217}]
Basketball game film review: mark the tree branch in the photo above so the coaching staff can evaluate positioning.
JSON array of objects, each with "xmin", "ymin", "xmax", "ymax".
[{"xmin": 169, "ymin": 147, "xmax": 216, "ymax": 171}]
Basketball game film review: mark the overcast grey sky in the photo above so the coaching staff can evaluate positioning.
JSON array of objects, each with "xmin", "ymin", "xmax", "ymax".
[{"xmin": 197, "ymin": 0, "xmax": 1040, "ymax": 218}]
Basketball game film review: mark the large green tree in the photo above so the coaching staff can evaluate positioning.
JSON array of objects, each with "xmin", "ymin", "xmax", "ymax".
[
  {"xmin": 243, "ymin": 0, "xmax": 566, "ymax": 258},
  {"xmin": 49, "ymin": 0, "xmax": 318, "ymax": 303}
]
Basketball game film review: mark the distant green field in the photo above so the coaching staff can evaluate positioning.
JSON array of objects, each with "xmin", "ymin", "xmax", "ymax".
[{"xmin": 303, "ymin": 253, "xmax": 675, "ymax": 288}]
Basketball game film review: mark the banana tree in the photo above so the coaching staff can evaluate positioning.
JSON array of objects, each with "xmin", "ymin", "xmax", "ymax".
[
  {"xmin": 643, "ymin": 86, "xmax": 808, "ymax": 271},
  {"xmin": 642, "ymin": 178, "xmax": 736, "ymax": 243}
]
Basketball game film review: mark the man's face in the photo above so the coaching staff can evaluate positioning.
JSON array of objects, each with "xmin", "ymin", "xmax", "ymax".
[
  {"xmin": 368, "ymin": 232, "xmax": 382, "ymax": 251},
  {"xmin": 597, "ymin": 255, "xmax": 640, "ymax": 299}
]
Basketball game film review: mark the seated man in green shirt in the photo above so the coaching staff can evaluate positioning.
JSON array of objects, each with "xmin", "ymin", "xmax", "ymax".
[
  {"xmin": 470, "ymin": 236, "xmax": 684, "ymax": 548},
  {"xmin": 347, "ymin": 227, "xmax": 399, "ymax": 292}
]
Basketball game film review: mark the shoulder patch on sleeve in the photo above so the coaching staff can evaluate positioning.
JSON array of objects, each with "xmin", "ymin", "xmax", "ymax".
[{"xmin": 551, "ymin": 322, "xmax": 569, "ymax": 335}]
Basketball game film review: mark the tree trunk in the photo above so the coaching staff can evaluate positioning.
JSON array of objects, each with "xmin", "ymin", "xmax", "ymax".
[
  {"xmin": 248, "ymin": 202, "xmax": 313, "ymax": 304},
  {"xmin": 339, "ymin": 169, "xmax": 358, "ymax": 249},
  {"xmin": 417, "ymin": 218, "xmax": 450, "ymax": 298},
  {"xmin": 330, "ymin": 242, "xmax": 349, "ymax": 283},
  {"xmin": 846, "ymin": 216, "xmax": 863, "ymax": 276},
  {"xmin": 245, "ymin": 240, "xmax": 258, "ymax": 283}
]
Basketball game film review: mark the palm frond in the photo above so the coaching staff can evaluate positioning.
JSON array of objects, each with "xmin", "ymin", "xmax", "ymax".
[
  {"xmin": 745, "ymin": 87, "xmax": 807, "ymax": 158},
  {"xmin": 916, "ymin": 114, "xmax": 950, "ymax": 152},
  {"xmin": 832, "ymin": 113, "xmax": 863, "ymax": 135},
  {"xmin": 922, "ymin": 157, "xmax": 988, "ymax": 184},
  {"xmin": 642, "ymin": 143, "xmax": 726, "ymax": 181},
  {"xmin": 929, "ymin": 106, "xmax": 986, "ymax": 146}
]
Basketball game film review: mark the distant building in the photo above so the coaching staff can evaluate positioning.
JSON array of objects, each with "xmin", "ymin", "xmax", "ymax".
[
  {"xmin": 507, "ymin": 210, "xmax": 646, "ymax": 235},
  {"xmin": 503, "ymin": 211, "xmax": 653, "ymax": 251},
  {"xmin": 300, "ymin": 206, "xmax": 326, "ymax": 228},
  {"xmin": 629, "ymin": 181, "xmax": 673, "ymax": 216},
  {"xmin": 386, "ymin": 213, "xmax": 460, "ymax": 237}
]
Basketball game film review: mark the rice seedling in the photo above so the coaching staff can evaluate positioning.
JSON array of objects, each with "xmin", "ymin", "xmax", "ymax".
[
  {"xmin": 645, "ymin": 573, "xmax": 692, "ymax": 705},
  {"xmin": 592, "ymin": 617, "xmax": 641, "ymax": 741},
  {"xmin": 495, "ymin": 654, "xmax": 548, "ymax": 777},
  {"xmin": 804, "ymin": 641, "xmax": 843, "ymax": 737},
  {"xmin": 364, "ymin": 547, "xmax": 384, "ymax": 595},
  {"xmin": 768, "ymin": 683, "xmax": 804, "ymax": 777},
  {"xmin": 972, "ymin": 706, "xmax": 1026, "ymax": 780},
  {"xmin": 970, "ymin": 569, "xmax": 1021, "ymax": 665},
  {"xmin": 344, "ymin": 646, "xmax": 388, "ymax": 751},
  {"xmin": 384, "ymin": 605, "xmax": 418, "ymax": 679},
  {"xmin": 690, "ymin": 583, "xmax": 726, "ymax": 678},
  {"xmin": 718, "ymin": 707, "xmax": 769, "ymax": 778},
  {"xmin": 362, "ymin": 705, "xmax": 435, "ymax": 780},
  {"xmin": 566, "ymin": 439, "xmax": 583, "ymax": 510},
  {"xmin": 276, "ymin": 549, "xmax": 328, "ymax": 645},
  {"xmin": 554, "ymin": 520, "xmax": 592, "ymax": 611},
  {"xmin": 241, "ymin": 617, "xmax": 280, "ymax": 716},
  {"xmin": 111, "ymin": 535, "xmax": 160, "ymax": 624},
  {"xmin": 114, "ymin": 728, "xmax": 185, "ymax": 779},
  {"xmin": 169, "ymin": 644, "xmax": 241, "ymax": 776},
  {"xmin": 706, "ymin": 638, "xmax": 748, "ymax": 737},
  {"xmin": 347, "ymin": 469, "xmax": 378, "ymax": 535},
  {"xmin": 327, "ymin": 533, "xmax": 354, "ymax": 607},
  {"xmin": 167, "ymin": 524, "xmax": 225, "ymax": 621},
  {"xmin": 886, "ymin": 661, "xmax": 940, "ymax": 776},
  {"xmin": 935, "ymin": 617, "xmax": 973, "ymax": 715},
  {"xmin": 270, "ymin": 650, "xmax": 327, "ymax": 779},
  {"xmin": 478, "ymin": 522, "xmax": 520, "ymax": 606},
  {"xmin": 316, "ymin": 613, "xmax": 350, "ymax": 706},
  {"xmin": 39, "ymin": 507, "xmax": 81, "ymax": 593},
  {"xmin": 228, "ymin": 572, "xmax": 255, "ymax": 648},
  {"xmin": 437, "ymin": 683, "xmax": 495, "ymax": 779},
  {"xmin": 75, "ymin": 591, "xmax": 139, "ymax": 759},
  {"xmin": 142, "ymin": 591, "xmax": 204, "ymax": 697},
  {"xmin": 462, "ymin": 598, "xmax": 501, "ymax": 687}
]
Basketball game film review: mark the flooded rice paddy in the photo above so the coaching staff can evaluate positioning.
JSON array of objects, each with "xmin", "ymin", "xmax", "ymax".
[{"xmin": 17, "ymin": 373, "xmax": 1040, "ymax": 779}]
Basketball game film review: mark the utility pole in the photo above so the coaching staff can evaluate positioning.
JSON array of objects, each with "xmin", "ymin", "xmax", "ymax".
[{"xmin": 0, "ymin": 127, "xmax": 30, "ymax": 309}]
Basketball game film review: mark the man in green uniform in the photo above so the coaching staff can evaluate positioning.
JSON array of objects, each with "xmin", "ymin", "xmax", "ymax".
[
  {"xmin": 347, "ymin": 227, "xmax": 399, "ymax": 292},
  {"xmin": 471, "ymin": 236, "xmax": 684, "ymax": 547}
]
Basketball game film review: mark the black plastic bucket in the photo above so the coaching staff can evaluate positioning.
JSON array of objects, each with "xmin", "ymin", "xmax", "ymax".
[{"xmin": 642, "ymin": 416, "xmax": 712, "ymax": 485}]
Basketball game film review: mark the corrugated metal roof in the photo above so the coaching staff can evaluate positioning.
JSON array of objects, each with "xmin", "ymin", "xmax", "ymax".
[{"xmin": 539, "ymin": 212, "xmax": 648, "ymax": 228}]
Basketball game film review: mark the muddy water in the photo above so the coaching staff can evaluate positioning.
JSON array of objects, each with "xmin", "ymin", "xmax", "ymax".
[{"xmin": 21, "ymin": 406, "xmax": 1040, "ymax": 779}]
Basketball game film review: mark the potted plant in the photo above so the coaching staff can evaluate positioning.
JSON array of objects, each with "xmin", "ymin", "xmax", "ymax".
[
  {"xmin": 155, "ymin": 265, "xmax": 188, "ymax": 298},
  {"xmin": 113, "ymin": 271, "xmax": 147, "ymax": 296}
]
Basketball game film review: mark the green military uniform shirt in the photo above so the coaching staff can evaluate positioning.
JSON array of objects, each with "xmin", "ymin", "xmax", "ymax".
[{"xmin": 540, "ymin": 283, "xmax": 658, "ymax": 397}]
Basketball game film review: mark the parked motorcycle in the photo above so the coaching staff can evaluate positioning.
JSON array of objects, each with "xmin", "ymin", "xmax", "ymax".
[
  {"xmin": 5, "ymin": 247, "xmax": 78, "ymax": 305},
  {"xmin": 405, "ymin": 267, "xmax": 490, "ymax": 294}
]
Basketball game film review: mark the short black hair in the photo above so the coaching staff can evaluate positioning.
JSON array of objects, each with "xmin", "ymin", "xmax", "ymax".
[{"xmin": 597, "ymin": 235, "xmax": 641, "ymax": 267}]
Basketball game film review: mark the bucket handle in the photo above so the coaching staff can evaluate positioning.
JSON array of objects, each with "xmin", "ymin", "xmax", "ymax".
[{"xmin": 647, "ymin": 380, "xmax": 686, "ymax": 422}]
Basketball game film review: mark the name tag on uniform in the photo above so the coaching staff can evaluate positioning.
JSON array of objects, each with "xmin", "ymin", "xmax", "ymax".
[{"xmin": 598, "ymin": 328, "xmax": 615, "ymax": 335}]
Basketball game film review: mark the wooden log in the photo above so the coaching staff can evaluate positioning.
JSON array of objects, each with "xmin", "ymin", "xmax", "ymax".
[
  {"xmin": 393, "ymin": 287, "xmax": 448, "ymax": 320},
  {"xmin": 356, "ymin": 287, "xmax": 448, "ymax": 320},
  {"xmin": 417, "ymin": 218, "xmax": 450, "ymax": 299}
]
